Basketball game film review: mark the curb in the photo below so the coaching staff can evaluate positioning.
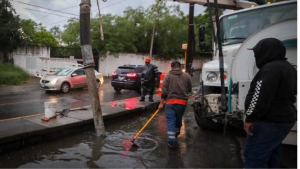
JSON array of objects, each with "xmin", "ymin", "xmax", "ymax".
[{"xmin": 0, "ymin": 98, "xmax": 159, "ymax": 154}]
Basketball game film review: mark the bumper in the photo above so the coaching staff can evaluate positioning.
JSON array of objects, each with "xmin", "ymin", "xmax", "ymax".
[
  {"xmin": 40, "ymin": 82, "xmax": 61, "ymax": 91},
  {"xmin": 111, "ymin": 81, "xmax": 140, "ymax": 90}
]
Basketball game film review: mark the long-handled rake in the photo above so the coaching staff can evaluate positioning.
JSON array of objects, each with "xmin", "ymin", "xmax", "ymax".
[{"xmin": 130, "ymin": 108, "xmax": 160, "ymax": 146}]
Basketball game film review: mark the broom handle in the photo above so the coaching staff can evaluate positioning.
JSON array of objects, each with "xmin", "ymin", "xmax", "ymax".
[{"xmin": 133, "ymin": 109, "xmax": 160, "ymax": 140}]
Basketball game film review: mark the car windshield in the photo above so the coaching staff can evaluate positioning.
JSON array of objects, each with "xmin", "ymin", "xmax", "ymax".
[
  {"xmin": 220, "ymin": 2, "xmax": 296, "ymax": 46},
  {"xmin": 53, "ymin": 68, "xmax": 74, "ymax": 76}
]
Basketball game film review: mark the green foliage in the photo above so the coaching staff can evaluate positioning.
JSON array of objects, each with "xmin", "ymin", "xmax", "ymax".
[
  {"xmin": 61, "ymin": 3, "xmax": 215, "ymax": 60},
  {"xmin": 31, "ymin": 31, "xmax": 58, "ymax": 47},
  {"xmin": 20, "ymin": 19, "xmax": 58, "ymax": 47},
  {"xmin": 0, "ymin": 63, "xmax": 29, "ymax": 85},
  {"xmin": 61, "ymin": 18, "xmax": 80, "ymax": 47},
  {"xmin": 0, "ymin": 0, "xmax": 25, "ymax": 62}
]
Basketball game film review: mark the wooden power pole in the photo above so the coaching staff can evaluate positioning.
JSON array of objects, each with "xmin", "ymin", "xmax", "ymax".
[{"xmin": 80, "ymin": 0, "xmax": 105, "ymax": 137}]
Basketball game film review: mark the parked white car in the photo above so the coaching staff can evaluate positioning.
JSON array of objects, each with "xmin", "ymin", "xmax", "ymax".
[{"xmin": 40, "ymin": 68, "xmax": 104, "ymax": 93}]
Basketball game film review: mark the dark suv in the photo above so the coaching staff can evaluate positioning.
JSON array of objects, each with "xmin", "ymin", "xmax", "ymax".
[
  {"xmin": 111, "ymin": 65, "xmax": 144, "ymax": 93},
  {"xmin": 111, "ymin": 65, "xmax": 161, "ymax": 93}
]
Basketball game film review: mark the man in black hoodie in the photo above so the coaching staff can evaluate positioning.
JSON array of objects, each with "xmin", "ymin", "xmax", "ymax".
[{"xmin": 244, "ymin": 38, "xmax": 297, "ymax": 168}]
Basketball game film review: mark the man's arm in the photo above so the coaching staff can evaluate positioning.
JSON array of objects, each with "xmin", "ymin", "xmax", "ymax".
[
  {"xmin": 245, "ymin": 71, "xmax": 280, "ymax": 123},
  {"xmin": 153, "ymin": 65, "xmax": 159, "ymax": 80},
  {"xmin": 159, "ymin": 98, "xmax": 165, "ymax": 109},
  {"xmin": 161, "ymin": 74, "xmax": 169, "ymax": 99}
]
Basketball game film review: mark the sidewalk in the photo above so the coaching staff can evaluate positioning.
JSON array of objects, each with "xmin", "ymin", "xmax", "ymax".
[
  {"xmin": 0, "ymin": 76, "xmax": 41, "ymax": 95},
  {"xmin": 0, "ymin": 96, "xmax": 161, "ymax": 154}
]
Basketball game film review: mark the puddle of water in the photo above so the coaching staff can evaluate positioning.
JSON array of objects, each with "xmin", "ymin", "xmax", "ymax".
[
  {"xmin": 0, "ymin": 110, "xmax": 168, "ymax": 168},
  {"xmin": 0, "ymin": 109, "xmax": 249, "ymax": 168}
]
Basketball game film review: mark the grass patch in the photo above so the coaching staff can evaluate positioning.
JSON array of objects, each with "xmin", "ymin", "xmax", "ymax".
[{"xmin": 0, "ymin": 63, "xmax": 29, "ymax": 85}]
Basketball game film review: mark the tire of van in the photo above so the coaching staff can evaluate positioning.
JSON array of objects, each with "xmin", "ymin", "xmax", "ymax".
[
  {"xmin": 192, "ymin": 102, "xmax": 223, "ymax": 130},
  {"xmin": 114, "ymin": 87, "xmax": 121, "ymax": 92}
]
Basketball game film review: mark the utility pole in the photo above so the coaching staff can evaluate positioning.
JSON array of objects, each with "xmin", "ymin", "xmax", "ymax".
[
  {"xmin": 80, "ymin": 0, "xmax": 105, "ymax": 137},
  {"xmin": 186, "ymin": 3, "xmax": 195, "ymax": 75},
  {"xmin": 149, "ymin": 23, "xmax": 155, "ymax": 57},
  {"xmin": 96, "ymin": 0, "xmax": 104, "ymax": 41}
]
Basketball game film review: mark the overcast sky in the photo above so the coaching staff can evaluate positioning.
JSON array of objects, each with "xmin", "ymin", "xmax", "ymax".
[{"xmin": 11, "ymin": 0, "xmax": 206, "ymax": 30}]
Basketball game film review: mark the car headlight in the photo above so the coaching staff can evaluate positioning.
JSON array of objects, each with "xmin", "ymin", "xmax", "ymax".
[
  {"xmin": 207, "ymin": 72, "xmax": 218, "ymax": 82},
  {"xmin": 50, "ymin": 79, "xmax": 58, "ymax": 84}
]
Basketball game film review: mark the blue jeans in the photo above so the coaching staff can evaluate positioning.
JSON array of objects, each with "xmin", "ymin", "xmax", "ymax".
[
  {"xmin": 165, "ymin": 104, "xmax": 186, "ymax": 143},
  {"xmin": 244, "ymin": 121, "xmax": 295, "ymax": 168}
]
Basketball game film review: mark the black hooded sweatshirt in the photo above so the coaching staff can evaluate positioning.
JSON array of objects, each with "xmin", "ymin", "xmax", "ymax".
[{"xmin": 245, "ymin": 38, "xmax": 297, "ymax": 123}]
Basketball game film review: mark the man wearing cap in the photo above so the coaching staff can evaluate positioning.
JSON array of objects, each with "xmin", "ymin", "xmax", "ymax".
[
  {"xmin": 158, "ymin": 60, "xmax": 192, "ymax": 149},
  {"xmin": 243, "ymin": 38, "xmax": 296, "ymax": 168},
  {"xmin": 140, "ymin": 58, "xmax": 159, "ymax": 102}
]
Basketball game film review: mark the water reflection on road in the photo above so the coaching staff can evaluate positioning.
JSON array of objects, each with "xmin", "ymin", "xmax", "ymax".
[{"xmin": 0, "ymin": 108, "xmax": 247, "ymax": 168}]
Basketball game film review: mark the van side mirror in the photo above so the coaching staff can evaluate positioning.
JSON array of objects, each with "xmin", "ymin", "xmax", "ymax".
[
  {"xmin": 199, "ymin": 26, "xmax": 205, "ymax": 50},
  {"xmin": 71, "ymin": 73, "xmax": 78, "ymax": 77}
]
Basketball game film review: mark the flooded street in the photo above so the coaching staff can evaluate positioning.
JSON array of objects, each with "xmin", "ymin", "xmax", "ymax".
[{"xmin": 0, "ymin": 105, "xmax": 249, "ymax": 168}]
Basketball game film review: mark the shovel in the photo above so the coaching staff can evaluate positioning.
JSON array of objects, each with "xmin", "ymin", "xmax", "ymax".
[{"xmin": 41, "ymin": 107, "xmax": 88, "ymax": 122}]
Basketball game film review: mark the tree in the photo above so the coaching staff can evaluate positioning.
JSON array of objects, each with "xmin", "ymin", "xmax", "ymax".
[
  {"xmin": 31, "ymin": 31, "xmax": 58, "ymax": 47},
  {"xmin": 0, "ymin": 0, "xmax": 25, "ymax": 62},
  {"xmin": 19, "ymin": 19, "xmax": 58, "ymax": 47},
  {"xmin": 61, "ymin": 18, "xmax": 80, "ymax": 47},
  {"xmin": 50, "ymin": 26, "xmax": 62, "ymax": 45}
]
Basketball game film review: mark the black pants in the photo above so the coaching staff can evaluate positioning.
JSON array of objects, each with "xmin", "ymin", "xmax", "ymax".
[{"xmin": 141, "ymin": 83, "xmax": 155, "ymax": 99}]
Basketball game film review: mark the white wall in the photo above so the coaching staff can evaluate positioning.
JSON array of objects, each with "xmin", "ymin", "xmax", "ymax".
[
  {"xmin": 99, "ymin": 53, "xmax": 211, "ymax": 76},
  {"xmin": 12, "ymin": 46, "xmax": 50, "ymax": 75}
]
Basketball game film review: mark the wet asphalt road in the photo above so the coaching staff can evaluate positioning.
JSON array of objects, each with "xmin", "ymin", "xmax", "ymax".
[
  {"xmin": 0, "ymin": 78, "xmax": 140, "ymax": 120},
  {"xmin": 0, "ymin": 71, "xmax": 201, "ymax": 120},
  {"xmin": 0, "ymin": 106, "xmax": 247, "ymax": 168}
]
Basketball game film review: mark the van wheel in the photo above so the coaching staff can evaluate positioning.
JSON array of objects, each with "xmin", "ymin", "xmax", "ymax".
[
  {"xmin": 114, "ymin": 87, "xmax": 121, "ymax": 92},
  {"xmin": 192, "ymin": 103, "xmax": 223, "ymax": 130},
  {"xmin": 61, "ymin": 83, "xmax": 70, "ymax": 93}
]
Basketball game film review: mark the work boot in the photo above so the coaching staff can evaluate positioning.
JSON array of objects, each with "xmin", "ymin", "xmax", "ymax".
[
  {"xmin": 167, "ymin": 142, "xmax": 177, "ymax": 150},
  {"xmin": 149, "ymin": 98, "xmax": 154, "ymax": 102}
]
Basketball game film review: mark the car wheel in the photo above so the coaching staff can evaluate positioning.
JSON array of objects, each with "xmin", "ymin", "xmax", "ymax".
[
  {"xmin": 61, "ymin": 82, "xmax": 70, "ymax": 93},
  {"xmin": 192, "ymin": 102, "xmax": 223, "ymax": 130},
  {"xmin": 114, "ymin": 87, "xmax": 121, "ymax": 92},
  {"xmin": 96, "ymin": 80, "xmax": 100, "ymax": 89}
]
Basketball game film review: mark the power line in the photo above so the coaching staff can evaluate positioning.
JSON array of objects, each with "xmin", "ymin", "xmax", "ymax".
[
  {"xmin": 24, "ymin": 8, "xmax": 75, "ymax": 19},
  {"xmin": 35, "ymin": 5, "xmax": 78, "ymax": 21},
  {"xmin": 92, "ymin": 0, "xmax": 128, "ymax": 12},
  {"xmin": 35, "ymin": 0, "xmax": 98, "ymax": 22},
  {"xmin": 45, "ymin": 19, "xmax": 72, "ymax": 27},
  {"xmin": 40, "ymin": 0, "xmax": 127, "ymax": 28},
  {"xmin": 12, "ymin": 0, "xmax": 78, "ymax": 17}
]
